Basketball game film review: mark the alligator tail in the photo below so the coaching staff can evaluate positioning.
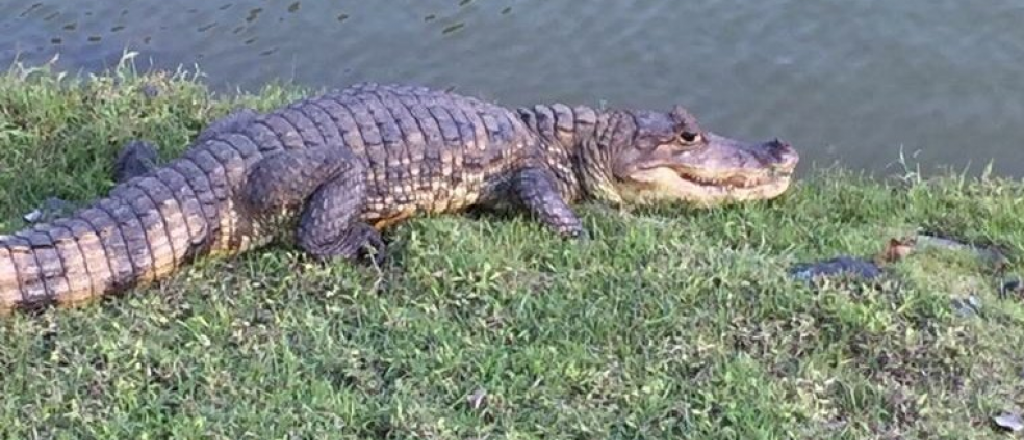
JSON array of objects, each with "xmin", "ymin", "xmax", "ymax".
[{"xmin": 0, "ymin": 161, "xmax": 216, "ymax": 314}]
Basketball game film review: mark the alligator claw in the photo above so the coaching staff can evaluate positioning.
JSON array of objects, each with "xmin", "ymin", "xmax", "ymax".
[{"xmin": 357, "ymin": 231, "xmax": 390, "ymax": 269}]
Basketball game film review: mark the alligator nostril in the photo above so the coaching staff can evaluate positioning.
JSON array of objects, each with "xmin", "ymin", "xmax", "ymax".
[{"xmin": 769, "ymin": 139, "xmax": 798, "ymax": 165}]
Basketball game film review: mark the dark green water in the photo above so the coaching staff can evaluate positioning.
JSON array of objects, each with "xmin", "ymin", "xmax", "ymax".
[{"xmin": 4, "ymin": 0, "xmax": 1024, "ymax": 176}]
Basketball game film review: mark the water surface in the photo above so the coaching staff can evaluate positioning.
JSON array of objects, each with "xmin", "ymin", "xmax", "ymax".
[{"xmin": 4, "ymin": 0, "xmax": 1024, "ymax": 176}]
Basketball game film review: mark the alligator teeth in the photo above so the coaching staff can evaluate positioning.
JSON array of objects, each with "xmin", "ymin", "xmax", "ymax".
[
  {"xmin": 684, "ymin": 173, "xmax": 780, "ymax": 189},
  {"xmin": 690, "ymin": 175, "xmax": 725, "ymax": 186}
]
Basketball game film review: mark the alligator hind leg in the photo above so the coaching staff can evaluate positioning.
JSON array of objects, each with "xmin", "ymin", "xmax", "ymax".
[
  {"xmin": 26, "ymin": 139, "xmax": 159, "ymax": 224},
  {"xmin": 114, "ymin": 139, "xmax": 160, "ymax": 183},
  {"xmin": 111, "ymin": 108, "xmax": 257, "ymax": 183},
  {"xmin": 512, "ymin": 166, "xmax": 588, "ymax": 239},
  {"xmin": 298, "ymin": 183, "xmax": 388, "ymax": 266},
  {"xmin": 196, "ymin": 108, "xmax": 258, "ymax": 143},
  {"xmin": 245, "ymin": 146, "xmax": 385, "ymax": 265}
]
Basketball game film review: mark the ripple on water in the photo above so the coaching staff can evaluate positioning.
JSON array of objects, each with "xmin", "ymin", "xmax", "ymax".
[{"xmin": 1, "ymin": 0, "xmax": 1023, "ymax": 175}]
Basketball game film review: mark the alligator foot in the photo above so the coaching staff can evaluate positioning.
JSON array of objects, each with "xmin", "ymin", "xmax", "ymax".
[
  {"xmin": 22, "ymin": 197, "xmax": 78, "ymax": 224},
  {"xmin": 307, "ymin": 222, "xmax": 389, "ymax": 268},
  {"xmin": 512, "ymin": 166, "xmax": 589, "ymax": 240}
]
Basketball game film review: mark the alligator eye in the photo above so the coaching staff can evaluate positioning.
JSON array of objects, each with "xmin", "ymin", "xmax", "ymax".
[{"xmin": 679, "ymin": 131, "xmax": 702, "ymax": 144}]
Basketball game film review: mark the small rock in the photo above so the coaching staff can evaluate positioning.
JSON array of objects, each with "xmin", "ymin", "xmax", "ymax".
[
  {"xmin": 951, "ymin": 295, "xmax": 982, "ymax": 318},
  {"xmin": 993, "ymin": 411, "xmax": 1024, "ymax": 432},
  {"xmin": 22, "ymin": 209, "xmax": 42, "ymax": 223},
  {"xmin": 466, "ymin": 387, "xmax": 487, "ymax": 410}
]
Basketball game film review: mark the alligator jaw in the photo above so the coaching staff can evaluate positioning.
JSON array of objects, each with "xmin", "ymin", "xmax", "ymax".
[
  {"xmin": 615, "ymin": 132, "xmax": 800, "ymax": 206},
  {"xmin": 619, "ymin": 165, "xmax": 795, "ymax": 205}
]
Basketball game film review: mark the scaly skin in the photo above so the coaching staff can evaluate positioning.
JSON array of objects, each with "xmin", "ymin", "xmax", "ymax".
[{"xmin": 0, "ymin": 83, "xmax": 799, "ymax": 313}]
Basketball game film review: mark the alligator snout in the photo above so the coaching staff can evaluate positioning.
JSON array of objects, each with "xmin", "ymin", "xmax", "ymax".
[{"xmin": 768, "ymin": 139, "xmax": 799, "ymax": 170}]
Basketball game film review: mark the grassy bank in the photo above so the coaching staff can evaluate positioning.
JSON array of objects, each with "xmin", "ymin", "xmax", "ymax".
[{"xmin": 1, "ymin": 57, "xmax": 1023, "ymax": 439}]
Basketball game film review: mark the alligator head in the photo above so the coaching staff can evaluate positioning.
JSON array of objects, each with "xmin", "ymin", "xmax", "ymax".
[{"xmin": 604, "ymin": 105, "xmax": 799, "ymax": 206}]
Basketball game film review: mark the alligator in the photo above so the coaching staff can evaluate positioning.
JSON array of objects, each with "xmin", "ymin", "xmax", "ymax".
[{"xmin": 0, "ymin": 83, "xmax": 798, "ymax": 313}]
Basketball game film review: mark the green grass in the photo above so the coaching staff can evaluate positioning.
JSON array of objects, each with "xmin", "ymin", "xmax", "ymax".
[{"xmin": 2, "ymin": 55, "xmax": 1024, "ymax": 439}]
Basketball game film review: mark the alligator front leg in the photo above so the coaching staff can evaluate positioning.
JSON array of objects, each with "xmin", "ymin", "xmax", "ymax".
[
  {"xmin": 245, "ymin": 146, "xmax": 386, "ymax": 266},
  {"xmin": 512, "ymin": 167, "xmax": 588, "ymax": 240}
]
